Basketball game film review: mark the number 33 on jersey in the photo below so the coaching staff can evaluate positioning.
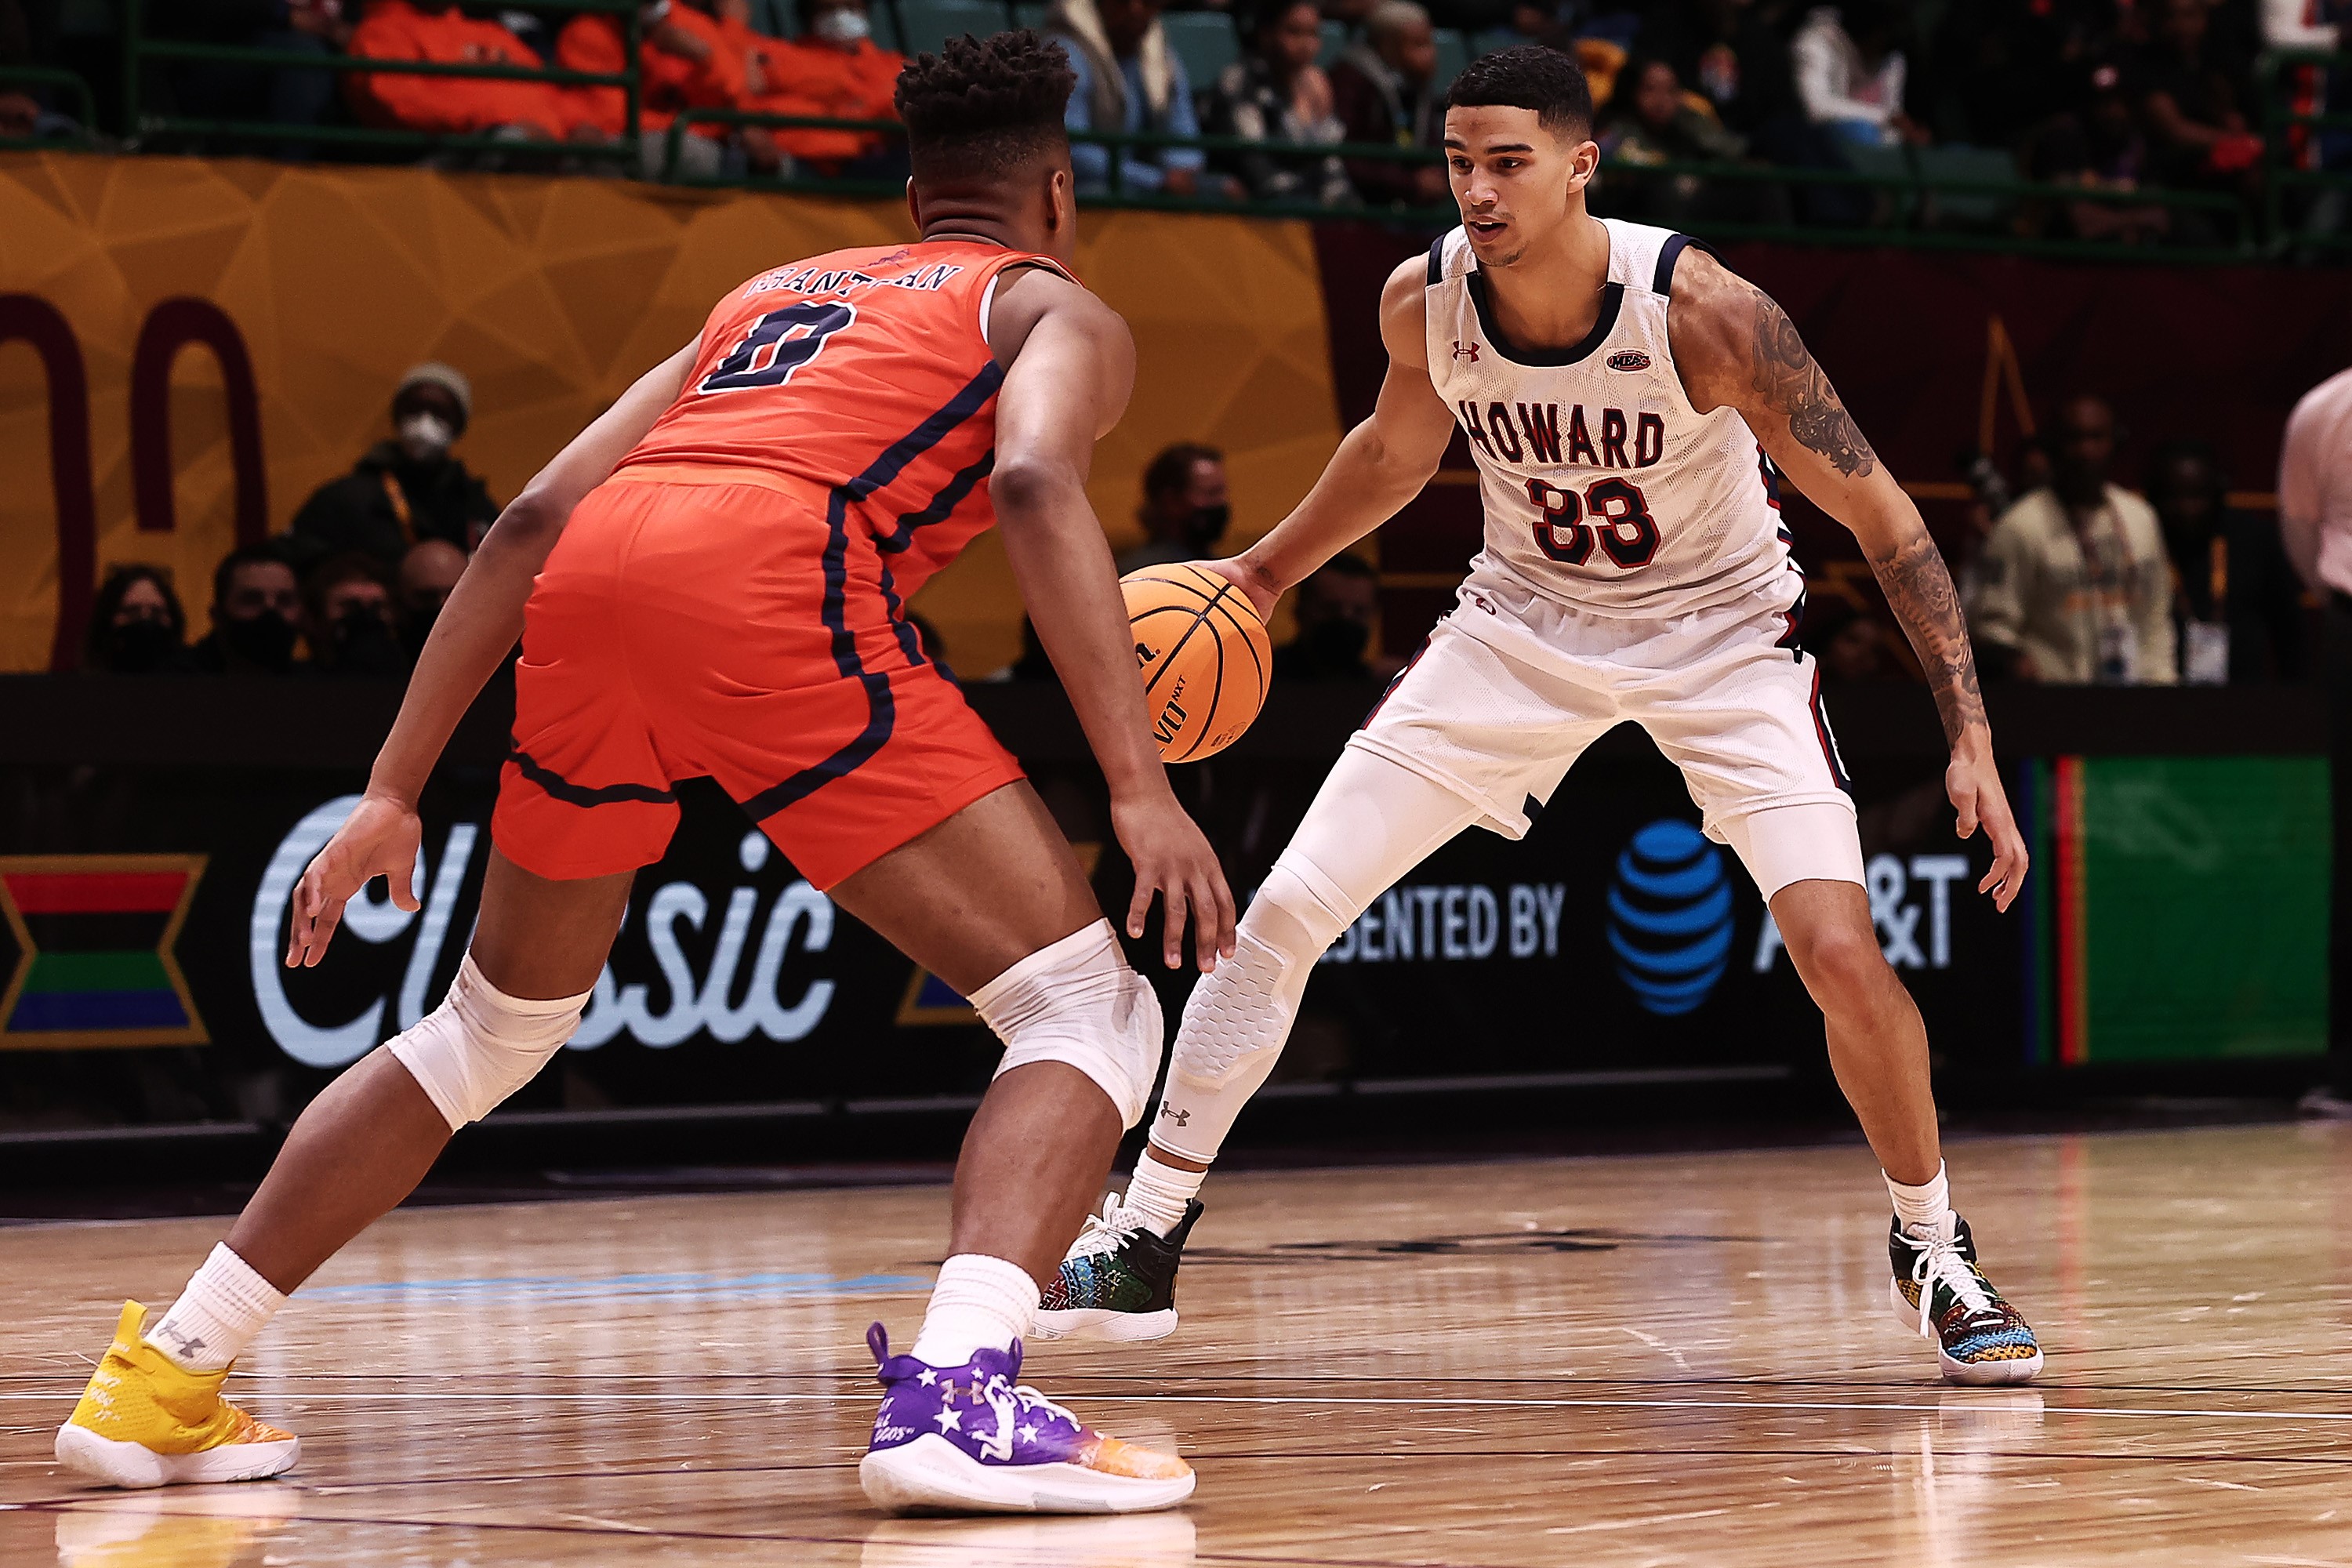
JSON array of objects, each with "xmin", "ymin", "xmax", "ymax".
[{"xmin": 1425, "ymin": 219, "xmax": 1798, "ymax": 619}]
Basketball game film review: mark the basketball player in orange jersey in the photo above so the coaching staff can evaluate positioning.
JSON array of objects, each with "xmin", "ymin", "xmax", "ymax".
[
  {"xmin": 59, "ymin": 34, "xmax": 1222, "ymax": 1515},
  {"xmin": 1044, "ymin": 47, "xmax": 2045, "ymax": 1385}
]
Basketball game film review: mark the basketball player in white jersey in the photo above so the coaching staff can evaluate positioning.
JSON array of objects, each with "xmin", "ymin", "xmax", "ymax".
[{"xmin": 1035, "ymin": 46, "xmax": 2042, "ymax": 1383}]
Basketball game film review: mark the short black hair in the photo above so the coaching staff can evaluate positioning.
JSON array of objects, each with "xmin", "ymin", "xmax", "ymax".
[
  {"xmin": 211, "ymin": 541, "xmax": 294, "ymax": 609},
  {"xmin": 1143, "ymin": 441, "xmax": 1221, "ymax": 499},
  {"xmin": 1445, "ymin": 44, "xmax": 1595, "ymax": 140},
  {"xmin": 895, "ymin": 31, "xmax": 1076, "ymax": 181}
]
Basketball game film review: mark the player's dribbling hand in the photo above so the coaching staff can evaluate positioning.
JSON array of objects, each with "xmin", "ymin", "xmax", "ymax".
[
  {"xmin": 1947, "ymin": 746, "xmax": 2029, "ymax": 914},
  {"xmin": 1191, "ymin": 557, "xmax": 1279, "ymax": 626},
  {"xmin": 1112, "ymin": 789, "xmax": 1237, "ymax": 972},
  {"xmin": 285, "ymin": 790, "xmax": 424, "ymax": 969}
]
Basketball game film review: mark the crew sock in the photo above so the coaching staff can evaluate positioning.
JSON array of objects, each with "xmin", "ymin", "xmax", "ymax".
[
  {"xmin": 1123, "ymin": 1149, "xmax": 1206, "ymax": 1237},
  {"xmin": 1885, "ymin": 1161, "xmax": 1955, "ymax": 1243},
  {"xmin": 910, "ymin": 1253, "xmax": 1040, "ymax": 1366},
  {"xmin": 145, "ymin": 1243, "xmax": 286, "ymax": 1374}
]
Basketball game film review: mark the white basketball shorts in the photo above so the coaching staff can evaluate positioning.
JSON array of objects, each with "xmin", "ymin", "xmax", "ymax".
[{"xmin": 1350, "ymin": 560, "xmax": 1866, "ymax": 899}]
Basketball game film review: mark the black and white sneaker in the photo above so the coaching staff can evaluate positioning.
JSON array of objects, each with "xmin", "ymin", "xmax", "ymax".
[
  {"xmin": 1889, "ymin": 1214, "xmax": 2045, "ymax": 1385},
  {"xmin": 1030, "ymin": 1196, "xmax": 1203, "ymax": 1343}
]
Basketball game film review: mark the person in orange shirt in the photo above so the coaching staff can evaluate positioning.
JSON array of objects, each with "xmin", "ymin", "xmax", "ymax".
[
  {"xmin": 753, "ymin": 0, "xmax": 907, "ymax": 171},
  {"xmin": 555, "ymin": 1, "xmax": 744, "ymax": 145},
  {"xmin": 347, "ymin": 0, "xmax": 591, "ymax": 143}
]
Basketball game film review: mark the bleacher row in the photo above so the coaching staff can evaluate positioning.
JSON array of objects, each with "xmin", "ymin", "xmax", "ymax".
[{"xmin": 878, "ymin": 0, "xmax": 1487, "ymax": 88}]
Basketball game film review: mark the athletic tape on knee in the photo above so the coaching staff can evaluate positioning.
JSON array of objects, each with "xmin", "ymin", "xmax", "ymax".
[
  {"xmin": 387, "ymin": 955, "xmax": 590, "ymax": 1130},
  {"xmin": 1149, "ymin": 857, "xmax": 1356, "ymax": 1163},
  {"xmin": 971, "ymin": 920, "xmax": 1163, "ymax": 1129}
]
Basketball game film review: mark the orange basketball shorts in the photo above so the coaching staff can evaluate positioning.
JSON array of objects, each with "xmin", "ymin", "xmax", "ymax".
[{"xmin": 492, "ymin": 466, "xmax": 1024, "ymax": 891}]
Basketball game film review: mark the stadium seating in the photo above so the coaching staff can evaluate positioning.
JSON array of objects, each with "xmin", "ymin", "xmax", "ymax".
[
  {"xmin": 892, "ymin": 0, "xmax": 1012, "ymax": 56},
  {"xmin": 1432, "ymin": 27, "xmax": 1468, "ymax": 89},
  {"xmin": 1164, "ymin": 12, "xmax": 1242, "ymax": 88}
]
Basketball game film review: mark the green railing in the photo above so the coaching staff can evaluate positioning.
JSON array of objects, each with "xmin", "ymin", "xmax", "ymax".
[
  {"xmin": 0, "ymin": 66, "xmax": 100, "ymax": 149},
  {"xmin": 18, "ymin": 14, "xmax": 2347, "ymax": 263}
]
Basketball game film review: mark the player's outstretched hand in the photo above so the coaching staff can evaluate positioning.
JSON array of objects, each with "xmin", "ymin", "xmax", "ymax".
[
  {"xmin": 1947, "ymin": 747, "xmax": 2029, "ymax": 913},
  {"xmin": 1112, "ymin": 788, "xmax": 1237, "ymax": 972},
  {"xmin": 286, "ymin": 791, "xmax": 424, "ymax": 969}
]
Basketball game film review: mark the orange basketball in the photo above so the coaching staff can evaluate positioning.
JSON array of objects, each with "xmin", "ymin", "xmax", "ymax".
[{"xmin": 1120, "ymin": 562, "xmax": 1272, "ymax": 763}]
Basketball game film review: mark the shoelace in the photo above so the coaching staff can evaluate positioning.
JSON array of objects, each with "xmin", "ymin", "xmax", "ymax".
[
  {"xmin": 1065, "ymin": 1195, "xmax": 1144, "ymax": 1263},
  {"xmin": 1898, "ymin": 1228, "xmax": 2002, "ymax": 1343}
]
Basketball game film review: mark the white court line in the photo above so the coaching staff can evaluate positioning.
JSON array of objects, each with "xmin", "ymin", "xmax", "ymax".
[{"xmin": 0, "ymin": 1390, "xmax": 2346, "ymax": 1425}]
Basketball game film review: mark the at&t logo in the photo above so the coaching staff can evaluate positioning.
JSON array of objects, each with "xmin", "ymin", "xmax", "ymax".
[{"xmin": 1606, "ymin": 819, "xmax": 1732, "ymax": 1016}]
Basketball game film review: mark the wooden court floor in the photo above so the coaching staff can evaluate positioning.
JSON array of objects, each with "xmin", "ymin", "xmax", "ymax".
[{"xmin": 2, "ymin": 1122, "xmax": 2350, "ymax": 1566}]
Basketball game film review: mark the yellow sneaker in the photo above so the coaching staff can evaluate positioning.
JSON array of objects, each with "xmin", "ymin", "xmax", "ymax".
[{"xmin": 54, "ymin": 1303, "xmax": 299, "ymax": 1489}]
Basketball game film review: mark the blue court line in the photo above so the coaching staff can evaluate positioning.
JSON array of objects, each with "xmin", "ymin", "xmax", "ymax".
[{"xmin": 302, "ymin": 1270, "xmax": 931, "ymax": 1305}]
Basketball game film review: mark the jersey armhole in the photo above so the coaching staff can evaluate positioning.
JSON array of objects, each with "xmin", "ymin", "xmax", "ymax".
[
  {"xmin": 978, "ymin": 256, "xmax": 1080, "ymax": 352},
  {"xmin": 1425, "ymin": 234, "xmax": 1446, "ymax": 286},
  {"xmin": 1651, "ymin": 234, "xmax": 1719, "ymax": 299}
]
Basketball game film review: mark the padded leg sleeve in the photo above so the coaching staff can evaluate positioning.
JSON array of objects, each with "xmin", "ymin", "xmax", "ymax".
[{"xmin": 1149, "ymin": 748, "xmax": 1483, "ymax": 1162}]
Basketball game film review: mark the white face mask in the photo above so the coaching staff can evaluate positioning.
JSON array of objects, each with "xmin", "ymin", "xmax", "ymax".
[
  {"xmin": 814, "ymin": 7, "xmax": 870, "ymax": 44},
  {"xmin": 397, "ymin": 411, "xmax": 455, "ymax": 464}
]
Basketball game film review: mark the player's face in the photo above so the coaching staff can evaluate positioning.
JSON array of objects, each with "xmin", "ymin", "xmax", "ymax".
[{"xmin": 1443, "ymin": 106, "xmax": 1597, "ymax": 269}]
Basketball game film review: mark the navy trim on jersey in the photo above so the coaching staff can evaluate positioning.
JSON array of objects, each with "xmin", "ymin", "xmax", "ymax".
[
  {"xmin": 1775, "ymin": 572, "xmax": 1808, "ymax": 652},
  {"xmin": 1359, "ymin": 637, "xmax": 1432, "ymax": 729},
  {"xmin": 1426, "ymin": 234, "xmax": 1447, "ymax": 286},
  {"xmin": 507, "ymin": 742, "xmax": 677, "ymax": 808},
  {"xmin": 1650, "ymin": 233, "xmax": 1718, "ymax": 297},
  {"xmin": 1806, "ymin": 662, "xmax": 1853, "ymax": 793},
  {"xmin": 875, "ymin": 448, "xmax": 995, "ymax": 667},
  {"xmin": 1466, "ymin": 274, "xmax": 1624, "ymax": 368},
  {"xmin": 737, "ymin": 363, "xmax": 1004, "ymax": 822}
]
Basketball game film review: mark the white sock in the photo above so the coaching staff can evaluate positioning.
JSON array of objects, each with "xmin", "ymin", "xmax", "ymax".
[
  {"xmin": 1885, "ymin": 1161, "xmax": 1955, "ymax": 1241},
  {"xmin": 1123, "ymin": 1149, "xmax": 1205, "ymax": 1236},
  {"xmin": 145, "ymin": 1243, "xmax": 285, "ymax": 1373},
  {"xmin": 910, "ymin": 1254, "xmax": 1040, "ymax": 1366}
]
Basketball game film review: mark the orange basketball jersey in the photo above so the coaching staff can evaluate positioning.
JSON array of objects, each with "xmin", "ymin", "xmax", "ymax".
[{"xmin": 618, "ymin": 238, "xmax": 1076, "ymax": 600}]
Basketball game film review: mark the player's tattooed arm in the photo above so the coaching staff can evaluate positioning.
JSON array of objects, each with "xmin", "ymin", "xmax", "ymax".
[
  {"xmin": 1742, "ymin": 286, "xmax": 1877, "ymax": 478},
  {"xmin": 1870, "ymin": 530, "xmax": 1987, "ymax": 751}
]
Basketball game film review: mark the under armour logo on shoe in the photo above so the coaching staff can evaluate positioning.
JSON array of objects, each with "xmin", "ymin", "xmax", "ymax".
[
  {"xmin": 1159, "ymin": 1106, "xmax": 1191, "ymax": 1126},
  {"xmin": 1452, "ymin": 340, "xmax": 1481, "ymax": 362}
]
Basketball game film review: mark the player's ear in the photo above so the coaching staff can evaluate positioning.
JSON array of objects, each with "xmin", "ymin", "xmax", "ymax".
[
  {"xmin": 904, "ymin": 176, "xmax": 922, "ymax": 234},
  {"xmin": 1045, "ymin": 163, "xmax": 1073, "ymax": 244},
  {"xmin": 1564, "ymin": 132, "xmax": 1599, "ymax": 198}
]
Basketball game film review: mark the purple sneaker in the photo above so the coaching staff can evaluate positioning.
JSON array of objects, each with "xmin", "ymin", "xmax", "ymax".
[{"xmin": 856, "ymin": 1325, "xmax": 1195, "ymax": 1515}]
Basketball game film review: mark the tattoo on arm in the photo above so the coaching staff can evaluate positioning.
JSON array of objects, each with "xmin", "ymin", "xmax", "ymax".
[
  {"xmin": 1871, "ymin": 531, "xmax": 1987, "ymax": 749},
  {"xmin": 1746, "ymin": 287, "xmax": 1877, "ymax": 478}
]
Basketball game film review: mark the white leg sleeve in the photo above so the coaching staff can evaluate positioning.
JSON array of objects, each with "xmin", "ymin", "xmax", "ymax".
[
  {"xmin": 387, "ymin": 955, "xmax": 591, "ymax": 1131},
  {"xmin": 972, "ymin": 920, "xmax": 1163, "ymax": 1129},
  {"xmin": 1715, "ymin": 800, "xmax": 1865, "ymax": 901},
  {"xmin": 1149, "ymin": 747, "xmax": 1483, "ymax": 1162}
]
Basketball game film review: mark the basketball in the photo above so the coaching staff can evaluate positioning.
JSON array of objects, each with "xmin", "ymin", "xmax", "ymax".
[{"xmin": 1121, "ymin": 562, "xmax": 1272, "ymax": 763}]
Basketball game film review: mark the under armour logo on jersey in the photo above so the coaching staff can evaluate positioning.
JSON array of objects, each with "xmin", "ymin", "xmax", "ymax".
[{"xmin": 1452, "ymin": 340, "xmax": 1482, "ymax": 362}]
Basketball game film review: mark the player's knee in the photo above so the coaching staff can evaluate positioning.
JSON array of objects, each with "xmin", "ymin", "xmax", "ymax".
[
  {"xmin": 1786, "ymin": 919, "xmax": 1893, "ymax": 1019},
  {"xmin": 387, "ymin": 956, "xmax": 592, "ymax": 1131},
  {"xmin": 971, "ymin": 920, "xmax": 1163, "ymax": 1130},
  {"xmin": 1164, "ymin": 858, "xmax": 1353, "ymax": 1094}
]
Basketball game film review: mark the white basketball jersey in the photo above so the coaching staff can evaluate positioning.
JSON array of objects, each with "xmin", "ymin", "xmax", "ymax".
[{"xmin": 1424, "ymin": 219, "xmax": 1795, "ymax": 619}]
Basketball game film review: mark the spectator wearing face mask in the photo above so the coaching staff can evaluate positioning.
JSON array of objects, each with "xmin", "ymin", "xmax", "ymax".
[
  {"xmin": 82, "ymin": 565, "xmax": 191, "ymax": 674},
  {"xmin": 1273, "ymin": 552, "xmax": 1390, "ymax": 680},
  {"xmin": 396, "ymin": 538, "xmax": 468, "ymax": 663},
  {"xmin": 760, "ymin": 0, "xmax": 908, "ymax": 173},
  {"xmin": 1116, "ymin": 442, "xmax": 1231, "ymax": 574},
  {"xmin": 189, "ymin": 544, "xmax": 305, "ymax": 675},
  {"xmin": 286, "ymin": 363, "xmax": 499, "ymax": 577},
  {"xmin": 304, "ymin": 554, "xmax": 409, "ymax": 677}
]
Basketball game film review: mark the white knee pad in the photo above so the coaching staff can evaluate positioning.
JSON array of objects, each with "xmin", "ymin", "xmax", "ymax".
[
  {"xmin": 971, "ymin": 920, "xmax": 1163, "ymax": 1129},
  {"xmin": 1152, "ymin": 856, "xmax": 1357, "ymax": 1163},
  {"xmin": 387, "ymin": 955, "xmax": 590, "ymax": 1131}
]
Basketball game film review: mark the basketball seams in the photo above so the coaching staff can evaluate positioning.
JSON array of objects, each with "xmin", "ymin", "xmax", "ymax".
[
  {"xmin": 1123, "ymin": 564, "xmax": 1266, "ymax": 760},
  {"xmin": 1177, "ymin": 601, "xmax": 1229, "ymax": 763},
  {"xmin": 1138, "ymin": 579, "xmax": 1237, "ymax": 702}
]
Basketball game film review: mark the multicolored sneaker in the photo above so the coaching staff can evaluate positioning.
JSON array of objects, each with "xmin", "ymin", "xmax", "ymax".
[
  {"xmin": 858, "ymin": 1325, "xmax": 1195, "ymax": 1515},
  {"xmin": 1889, "ymin": 1216, "xmax": 2045, "ymax": 1385},
  {"xmin": 1031, "ymin": 1196, "xmax": 1203, "ymax": 1343},
  {"xmin": 55, "ymin": 1303, "xmax": 299, "ymax": 1488}
]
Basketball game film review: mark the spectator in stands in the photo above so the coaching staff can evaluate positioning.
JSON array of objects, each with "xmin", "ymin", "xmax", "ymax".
[
  {"xmin": 82, "ymin": 566, "xmax": 190, "ymax": 675},
  {"xmin": 287, "ymin": 363, "xmax": 499, "ymax": 577},
  {"xmin": 1202, "ymin": 0, "xmax": 1356, "ymax": 205},
  {"xmin": 189, "ymin": 545, "xmax": 303, "ymax": 674},
  {"xmin": 1330, "ymin": 0, "xmax": 1447, "ymax": 209},
  {"xmin": 151, "ymin": 0, "xmax": 351, "ymax": 151},
  {"xmin": 1116, "ymin": 442, "xmax": 1231, "ymax": 573},
  {"xmin": 1051, "ymin": 0, "xmax": 1215, "ymax": 196},
  {"xmin": 396, "ymin": 538, "xmax": 467, "ymax": 662},
  {"xmin": 2031, "ymin": 63, "xmax": 2174, "ymax": 245},
  {"xmin": 1791, "ymin": 1, "xmax": 1926, "ymax": 149},
  {"xmin": 2279, "ymin": 363, "xmax": 2352, "ymax": 1116},
  {"xmin": 1802, "ymin": 597, "xmax": 1901, "ymax": 684},
  {"xmin": 2130, "ymin": 0, "xmax": 2264, "ymax": 192},
  {"xmin": 557, "ymin": 0, "xmax": 739, "ymax": 174},
  {"xmin": 1969, "ymin": 394, "xmax": 2178, "ymax": 684},
  {"xmin": 304, "ymin": 554, "xmax": 408, "ymax": 675},
  {"xmin": 2147, "ymin": 439, "xmax": 2306, "ymax": 684},
  {"xmin": 1274, "ymin": 554, "xmax": 1387, "ymax": 680},
  {"xmin": 758, "ymin": 0, "xmax": 908, "ymax": 175},
  {"xmin": 1598, "ymin": 55, "xmax": 1789, "ymax": 226},
  {"xmin": 1635, "ymin": 0, "xmax": 1800, "ymax": 140},
  {"xmin": 348, "ymin": 0, "xmax": 599, "ymax": 145}
]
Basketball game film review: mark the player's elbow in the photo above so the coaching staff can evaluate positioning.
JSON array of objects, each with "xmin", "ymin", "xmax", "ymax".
[{"xmin": 486, "ymin": 489, "xmax": 566, "ymax": 550}]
